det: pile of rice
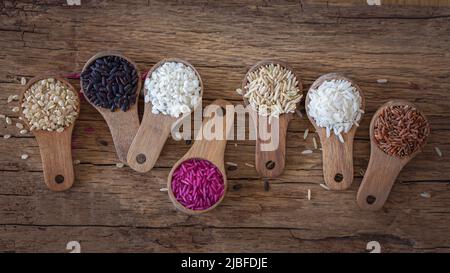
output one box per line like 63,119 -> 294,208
307,79 -> 363,143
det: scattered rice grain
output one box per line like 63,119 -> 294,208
245,162 -> 255,168
377,79 -> 388,84
3,134 -> 11,139
21,77 -> 27,85
19,129 -> 27,134
21,154 -> 29,160
5,117 -> 12,125
16,123 -> 23,129
160,187 -> 168,192
74,159 -> 81,165
307,189 -> 311,200
420,192 -> 431,198
434,147 -> 442,157
303,128 -> 309,140
319,183 -> 330,190
313,136 -> 318,149
226,161 -> 238,167
116,163 -> 125,168
302,149 -> 313,154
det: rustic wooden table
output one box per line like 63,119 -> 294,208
1,0 -> 449,253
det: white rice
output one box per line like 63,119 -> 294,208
307,79 -> 362,143
303,128 -> 309,140
434,147 -> 442,157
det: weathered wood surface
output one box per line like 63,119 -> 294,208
0,0 -> 449,253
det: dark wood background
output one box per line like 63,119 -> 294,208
0,0 -> 449,252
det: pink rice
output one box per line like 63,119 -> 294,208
171,158 -> 225,211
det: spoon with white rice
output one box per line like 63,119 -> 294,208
306,73 -> 365,190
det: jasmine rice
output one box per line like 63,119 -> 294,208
307,79 -> 362,143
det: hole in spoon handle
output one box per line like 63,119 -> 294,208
320,132 -> 355,190
136,154 -> 146,164
357,148 -> 405,211
334,173 -> 344,183
55,175 -> 65,184
265,160 -> 276,170
254,115 -> 289,178
126,113 -> 174,173
36,132 -> 75,192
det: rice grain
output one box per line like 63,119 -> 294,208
434,147 -> 442,157
373,104 -> 429,158
303,129 -> 309,140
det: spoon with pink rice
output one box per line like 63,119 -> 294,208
167,99 -> 234,214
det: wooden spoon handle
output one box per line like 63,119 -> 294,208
319,129 -> 356,190
127,112 -> 175,172
189,99 -> 234,165
253,112 -> 290,178
34,129 -> 75,191
357,147 -> 405,211
101,108 -> 140,163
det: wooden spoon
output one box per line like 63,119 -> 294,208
81,51 -> 141,163
20,75 -> 80,191
167,99 -> 234,215
127,58 -> 203,173
305,73 -> 365,190
357,100 -> 429,211
241,60 -> 303,178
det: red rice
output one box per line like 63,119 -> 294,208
373,104 -> 429,158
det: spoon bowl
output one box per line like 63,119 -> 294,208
305,73 -> 365,190
81,51 -> 141,163
167,99 -> 233,215
357,100 -> 429,210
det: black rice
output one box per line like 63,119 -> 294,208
81,55 -> 138,112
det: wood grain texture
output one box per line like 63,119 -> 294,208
306,73 -> 365,190
81,51 -> 141,163
253,112 -> 292,178
0,0 -> 450,252
127,58 -> 203,173
357,100 -> 430,210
